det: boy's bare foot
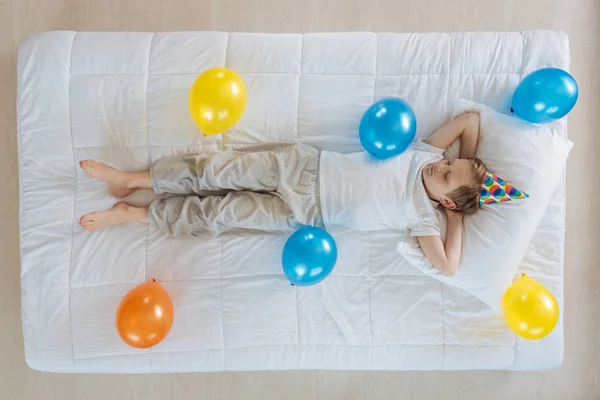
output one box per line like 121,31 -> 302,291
79,202 -> 149,232
80,160 -> 136,197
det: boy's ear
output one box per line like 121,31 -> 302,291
440,197 -> 456,210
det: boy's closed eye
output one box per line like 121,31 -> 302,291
445,160 -> 453,181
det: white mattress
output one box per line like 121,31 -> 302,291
17,30 -> 568,373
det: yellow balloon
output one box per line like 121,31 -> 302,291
188,68 -> 247,136
502,274 -> 559,340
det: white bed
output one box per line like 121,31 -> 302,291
18,30 -> 567,373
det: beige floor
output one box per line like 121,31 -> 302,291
1,0 -> 599,399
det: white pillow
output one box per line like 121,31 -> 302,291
398,99 -> 572,311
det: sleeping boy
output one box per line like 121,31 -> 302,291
79,112 -> 486,277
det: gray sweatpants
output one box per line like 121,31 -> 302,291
147,143 -> 323,237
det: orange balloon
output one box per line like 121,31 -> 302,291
116,280 -> 174,348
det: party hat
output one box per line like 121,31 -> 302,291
480,172 -> 529,206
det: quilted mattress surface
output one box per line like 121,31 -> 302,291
18,30 -> 568,373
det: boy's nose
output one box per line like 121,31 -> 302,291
436,162 -> 449,172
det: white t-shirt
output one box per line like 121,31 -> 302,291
319,139 -> 443,236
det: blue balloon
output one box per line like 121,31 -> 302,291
282,226 -> 337,286
359,98 -> 417,159
511,68 -> 578,123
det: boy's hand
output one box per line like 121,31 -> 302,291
445,208 -> 464,222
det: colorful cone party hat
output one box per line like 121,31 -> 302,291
480,172 -> 529,206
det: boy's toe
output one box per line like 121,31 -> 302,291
80,160 -> 97,171
82,221 -> 96,231
80,215 -> 94,225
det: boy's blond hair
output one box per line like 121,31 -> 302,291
446,158 -> 487,215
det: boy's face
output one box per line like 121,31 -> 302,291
422,159 -> 474,207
